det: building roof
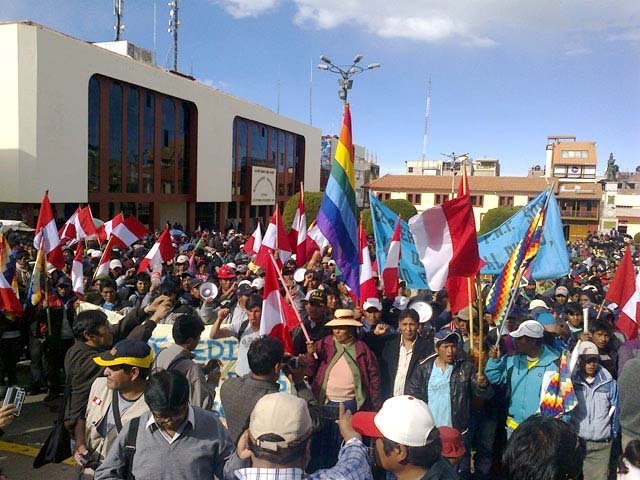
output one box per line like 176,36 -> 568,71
368,175 -> 552,194
551,141 -> 597,166
556,183 -> 602,200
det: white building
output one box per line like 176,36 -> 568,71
0,21 -> 321,231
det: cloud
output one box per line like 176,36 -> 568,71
215,0 -> 279,18
608,28 -> 640,44
198,78 -> 230,90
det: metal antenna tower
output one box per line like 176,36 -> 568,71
114,0 -> 125,41
309,58 -> 313,125
422,76 -> 432,161
168,0 -> 180,71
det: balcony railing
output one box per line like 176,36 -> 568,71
559,209 -> 598,219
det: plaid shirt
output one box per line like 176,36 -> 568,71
232,438 -> 373,480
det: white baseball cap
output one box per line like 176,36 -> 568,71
175,255 -> 189,264
352,396 -> 436,447
251,278 -> 265,290
575,341 -> 599,356
363,298 -> 382,311
109,259 -> 123,269
392,296 -> 409,311
509,319 -> 544,339
529,299 -> 549,311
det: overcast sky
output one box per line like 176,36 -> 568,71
3,0 -> 639,175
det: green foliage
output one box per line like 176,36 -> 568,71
361,199 -> 418,236
479,206 -> 521,235
283,192 -> 324,230
634,232 -> 640,245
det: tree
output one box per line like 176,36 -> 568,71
479,206 -> 521,235
282,192 -> 323,231
634,232 -> 640,245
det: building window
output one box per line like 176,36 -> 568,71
407,193 -> 421,205
236,118 -> 248,195
161,98 -> 175,194
142,92 -> 155,194
250,123 -> 268,165
499,196 -> 514,207
88,77 -> 100,193
176,102 -> 191,194
109,82 -> 123,193
408,167 -> 414,173
561,150 -> 588,159
126,87 -> 139,193
435,194 -> 449,205
470,195 -> 484,207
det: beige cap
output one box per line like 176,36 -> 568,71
454,307 -> 478,321
249,393 -> 313,451
576,341 -> 599,356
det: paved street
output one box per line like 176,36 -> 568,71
0,363 -> 75,479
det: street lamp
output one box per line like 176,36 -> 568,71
317,54 -> 380,104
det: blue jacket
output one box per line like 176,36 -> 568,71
570,366 -> 619,441
485,344 -> 560,425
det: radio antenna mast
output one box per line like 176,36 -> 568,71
168,0 -> 180,71
422,76 -> 432,161
114,0 -> 125,41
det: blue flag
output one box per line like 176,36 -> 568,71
369,194 -> 429,290
478,191 -> 569,280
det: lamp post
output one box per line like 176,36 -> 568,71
317,54 -> 380,105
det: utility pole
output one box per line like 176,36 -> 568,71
168,0 -> 180,71
114,0 -> 124,41
422,76 -> 432,161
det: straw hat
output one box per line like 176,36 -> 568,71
325,309 -> 362,328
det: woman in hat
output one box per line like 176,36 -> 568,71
305,309 -> 381,471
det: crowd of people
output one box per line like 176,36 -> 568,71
0,225 -> 639,480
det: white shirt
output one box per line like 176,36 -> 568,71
392,338 -> 415,397
145,405 -> 195,444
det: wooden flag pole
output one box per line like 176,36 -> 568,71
476,276 -> 485,370
460,158 -> 475,355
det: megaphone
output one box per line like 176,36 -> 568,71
199,282 -> 218,300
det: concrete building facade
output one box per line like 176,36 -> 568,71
0,21 -> 321,231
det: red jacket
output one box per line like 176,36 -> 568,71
306,335 -> 382,410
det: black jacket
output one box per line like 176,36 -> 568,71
365,333 -> 434,401
405,354 -> 492,434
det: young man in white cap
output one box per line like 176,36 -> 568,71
223,392 -> 373,479
352,395 -> 458,479
485,319 -> 561,437
570,341 -> 619,480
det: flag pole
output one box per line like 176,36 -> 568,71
476,276 -> 485,370
268,252 -> 317,358
461,158 -> 475,356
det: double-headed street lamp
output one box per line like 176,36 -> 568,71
317,54 -> 380,104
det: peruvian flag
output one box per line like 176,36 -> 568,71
259,256 -> 297,354
382,218 -> 402,298
255,207 -> 293,268
244,223 -> 263,256
59,206 -> 97,244
96,212 -> 124,243
93,237 -> 115,279
0,270 -> 23,316
359,220 -> 377,305
34,191 -> 65,269
606,247 -> 639,339
408,185 -> 480,292
111,216 -> 148,248
71,243 -> 85,299
288,185 -> 308,267
306,220 -> 329,259
138,229 -> 174,273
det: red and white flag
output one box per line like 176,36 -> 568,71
244,223 -> 263,256
288,185 -> 308,267
0,270 -> 22,317
34,191 -> 65,269
138,229 -> 174,273
255,207 -> 293,268
94,238 -> 115,279
306,220 -> 329,259
96,212 -> 124,243
59,206 -> 97,244
111,216 -> 147,248
260,257 -> 297,354
72,242 -> 85,299
606,247 -> 639,340
358,220 -> 377,305
409,188 -> 481,292
382,218 -> 402,298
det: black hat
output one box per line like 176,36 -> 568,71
237,284 -> 254,296
56,276 -> 73,287
93,339 -> 153,368
304,289 -> 327,305
188,278 -> 203,290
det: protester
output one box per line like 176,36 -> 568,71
618,358 -> 640,450
152,312 -> 218,410
95,370 -> 234,480
502,414 -> 584,480
73,340 -> 152,473
617,440 -> 640,480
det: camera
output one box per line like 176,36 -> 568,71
282,355 -> 305,370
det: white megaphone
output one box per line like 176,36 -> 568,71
199,282 -> 218,300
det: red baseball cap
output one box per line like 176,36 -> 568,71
217,265 -> 236,279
